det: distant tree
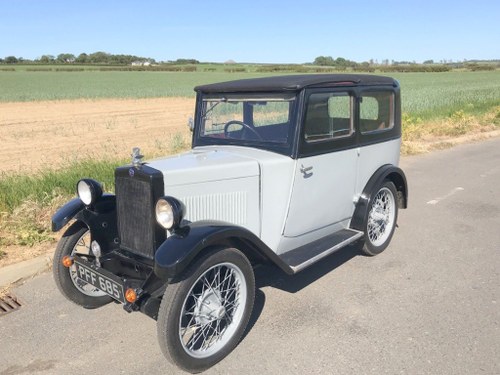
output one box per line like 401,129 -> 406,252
313,56 -> 335,66
57,53 -> 75,63
335,57 -> 348,66
88,51 -> 110,64
39,55 -> 55,63
75,53 -> 88,63
5,56 -> 18,64
423,59 -> 434,64
174,58 -> 199,64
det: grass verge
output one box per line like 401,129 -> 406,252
401,106 -> 500,154
0,159 -> 124,251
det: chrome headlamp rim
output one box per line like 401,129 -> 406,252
76,179 -> 103,206
155,196 -> 185,230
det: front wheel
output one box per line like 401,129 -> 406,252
53,221 -> 112,309
157,247 -> 255,373
362,180 -> 399,256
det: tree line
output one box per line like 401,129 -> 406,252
0,52 -> 156,65
311,56 -> 498,72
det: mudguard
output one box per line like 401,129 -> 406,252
350,164 -> 408,231
51,198 -> 85,232
154,221 -> 292,279
51,194 -> 119,252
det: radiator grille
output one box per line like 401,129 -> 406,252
116,176 -> 155,259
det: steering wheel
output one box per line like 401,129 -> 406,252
223,120 -> 263,140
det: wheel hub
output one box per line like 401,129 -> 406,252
371,209 -> 387,223
195,289 -> 223,325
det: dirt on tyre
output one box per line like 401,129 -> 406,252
156,247 -> 255,373
53,221 -> 112,309
362,180 -> 399,256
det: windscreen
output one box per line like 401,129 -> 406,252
200,94 -> 296,144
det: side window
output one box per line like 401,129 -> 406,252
360,92 -> 394,134
304,92 -> 353,142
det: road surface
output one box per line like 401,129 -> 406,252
1,138 -> 499,375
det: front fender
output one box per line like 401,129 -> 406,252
51,194 -> 117,232
52,195 -> 119,254
52,198 -> 85,232
154,221 -> 292,280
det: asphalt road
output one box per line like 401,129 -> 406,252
1,138 -> 499,375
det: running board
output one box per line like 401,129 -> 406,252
279,229 -> 364,273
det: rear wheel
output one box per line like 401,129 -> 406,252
157,247 -> 255,373
362,180 -> 398,256
53,221 -> 112,308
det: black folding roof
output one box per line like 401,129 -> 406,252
195,74 -> 397,93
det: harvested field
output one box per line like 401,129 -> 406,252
0,98 -> 194,174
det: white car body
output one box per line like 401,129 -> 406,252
148,136 -> 400,255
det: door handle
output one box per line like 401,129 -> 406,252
300,165 -> 313,173
300,165 -> 313,178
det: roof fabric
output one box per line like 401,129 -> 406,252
195,74 -> 397,93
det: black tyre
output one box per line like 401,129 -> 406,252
53,221 -> 112,309
157,247 -> 255,373
362,180 -> 399,256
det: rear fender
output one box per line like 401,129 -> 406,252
351,165 -> 408,231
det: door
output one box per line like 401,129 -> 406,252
283,90 -> 358,240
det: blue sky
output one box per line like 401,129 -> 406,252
1,0 -> 498,63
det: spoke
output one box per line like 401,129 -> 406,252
220,272 -> 237,297
214,266 -> 222,290
223,287 -> 238,305
183,311 -> 198,336
204,275 -> 224,305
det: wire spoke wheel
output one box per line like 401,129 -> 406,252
53,221 -> 112,309
179,263 -> 246,358
157,247 -> 255,373
367,187 -> 395,246
362,181 -> 399,256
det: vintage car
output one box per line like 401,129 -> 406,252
52,74 -> 407,373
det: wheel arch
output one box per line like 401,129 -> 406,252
154,221 -> 293,280
52,194 -> 119,253
52,194 -> 116,232
351,164 -> 407,231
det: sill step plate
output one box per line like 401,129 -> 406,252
280,229 -> 364,273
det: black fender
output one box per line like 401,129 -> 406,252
52,198 -> 85,232
51,194 -> 119,252
350,164 -> 408,232
154,221 -> 293,280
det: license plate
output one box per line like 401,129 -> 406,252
75,260 -> 125,303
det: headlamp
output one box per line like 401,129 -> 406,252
76,179 -> 103,206
155,196 -> 185,230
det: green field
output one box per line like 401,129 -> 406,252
1,69 -> 499,119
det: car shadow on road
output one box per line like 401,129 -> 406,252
255,240 -> 362,294
243,241 -> 362,341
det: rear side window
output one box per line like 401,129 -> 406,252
360,92 -> 394,134
304,92 -> 353,142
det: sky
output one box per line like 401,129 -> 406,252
1,0 -> 499,64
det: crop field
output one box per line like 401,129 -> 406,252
1,69 -> 499,119
0,70 -> 266,101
